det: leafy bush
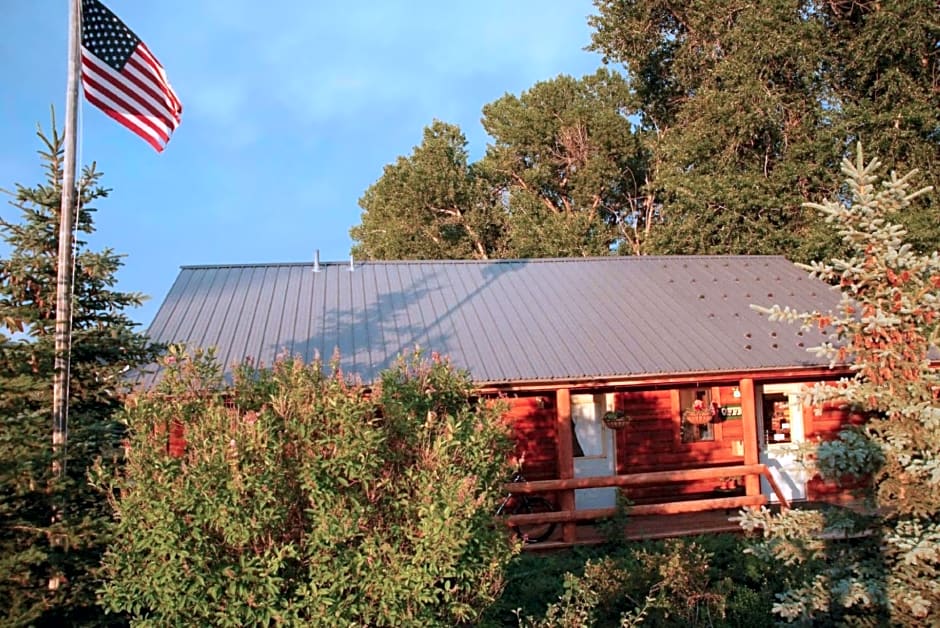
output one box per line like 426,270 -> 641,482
484,548 -> 603,625
489,534 -> 778,627
97,347 -> 516,626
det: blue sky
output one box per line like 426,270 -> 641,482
1,1 -> 606,329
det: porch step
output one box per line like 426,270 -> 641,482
523,511 -> 744,551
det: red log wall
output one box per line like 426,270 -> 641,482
503,396 -> 558,480
613,387 -> 747,503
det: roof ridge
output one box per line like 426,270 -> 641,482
179,254 -> 790,270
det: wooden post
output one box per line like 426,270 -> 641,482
52,0 -> 82,476
801,396 -> 815,441
739,378 -> 761,497
555,388 -> 576,543
670,389 -> 681,445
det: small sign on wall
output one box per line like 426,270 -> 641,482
720,404 -> 743,419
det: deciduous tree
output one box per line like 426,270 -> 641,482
351,121 -> 504,260
479,69 -> 649,256
351,70 -> 649,259
589,0 -> 940,261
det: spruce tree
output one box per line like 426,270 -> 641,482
0,121 -> 158,625
741,146 -> 939,624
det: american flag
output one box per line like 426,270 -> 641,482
80,0 -> 182,152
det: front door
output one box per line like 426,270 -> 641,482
571,393 -> 617,510
759,384 -> 808,502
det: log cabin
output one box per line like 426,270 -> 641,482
145,255 -> 860,546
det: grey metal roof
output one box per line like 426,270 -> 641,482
144,256 -> 842,386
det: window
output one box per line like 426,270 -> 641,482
680,388 -> 715,443
571,394 -> 606,458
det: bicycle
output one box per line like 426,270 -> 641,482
495,470 -> 557,544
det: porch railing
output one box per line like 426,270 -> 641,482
503,463 -> 788,531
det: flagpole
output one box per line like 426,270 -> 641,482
53,0 -> 81,476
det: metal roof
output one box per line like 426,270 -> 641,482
144,256 -> 842,386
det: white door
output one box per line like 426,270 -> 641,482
571,393 -> 617,510
759,384 -> 808,502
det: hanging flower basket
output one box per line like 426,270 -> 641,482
683,408 -> 714,425
602,411 -> 631,430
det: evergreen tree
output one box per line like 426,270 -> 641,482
0,121 -> 158,625
589,0 -> 940,261
742,147 -> 939,624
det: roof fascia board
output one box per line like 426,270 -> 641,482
476,365 -> 853,394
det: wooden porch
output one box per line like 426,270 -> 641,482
495,374 -> 863,550
505,463 -> 789,550
526,510 -> 746,551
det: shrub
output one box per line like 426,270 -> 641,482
97,347 -> 516,626
504,535 -> 776,627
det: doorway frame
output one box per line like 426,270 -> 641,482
758,383 -> 808,502
570,392 -> 618,510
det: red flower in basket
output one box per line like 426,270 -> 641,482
684,399 -> 713,425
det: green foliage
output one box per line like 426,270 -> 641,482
351,121 -> 504,260
351,71 -> 650,260
739,505 -> 889,625
0,120 -> 157,625
596,491 -> 632,545
355,2 -> 938,263
588,0 -> 939,261
486,548 -> 600,625
479,70 -> 649,257
99,347 -> 516,626
815,426 -> 885,483
742,147 -> 940,623
484,534 -> 779,627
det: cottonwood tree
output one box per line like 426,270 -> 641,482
0,122 -> 157,625
351,70 -> 649,259
479,69 -> 649,257
99,348 -> 516,626
351,121 -> 505,260
741,147 -> 939,624
589,0 -> 940,261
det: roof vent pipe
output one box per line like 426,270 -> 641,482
313,250 -> 320,272
349,255 -> 354,272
